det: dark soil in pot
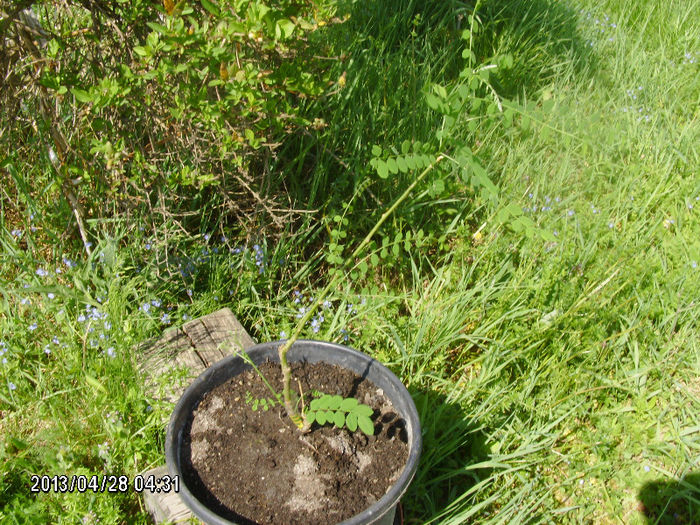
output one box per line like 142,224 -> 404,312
179,360 -> 410,525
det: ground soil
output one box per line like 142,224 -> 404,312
180,360 -> 410,525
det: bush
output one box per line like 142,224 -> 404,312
1,0 -> 332,245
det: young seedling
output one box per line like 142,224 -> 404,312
305,394 -> 375,436
277,155 -> 445,432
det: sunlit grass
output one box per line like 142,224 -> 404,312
1,0 -> 698,523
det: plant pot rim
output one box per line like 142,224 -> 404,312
165,339 -> 422,525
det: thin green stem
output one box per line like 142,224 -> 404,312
278,154 -> 445,429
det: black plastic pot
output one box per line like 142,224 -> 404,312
165,340 -> 422,525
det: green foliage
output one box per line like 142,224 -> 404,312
245,391 -> 280,412
1,0 -> 699,523
305,394 -> 375,436
3,0 -> 332,246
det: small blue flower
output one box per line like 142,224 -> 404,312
280,331 -> 287,339
182,314 -> 190,320
187,289 -> 193,297
44,345 -> 51,355
106,347 -> 116,358
160,313 -> 171,325
21,297 -> 31,305
323,300 -> 332,309
204,233 -> 211,242
9,382 -> 16,391
36,268 -> 48,277
145,243 -> 152,250
151,299 -> 161,308
47,293 -> 55,300
608,222 -> 614,229
104,321 -> 111,330
78,314 -> 86,322
140,302 -> 150,313
11,229 -> 23,238
644,465 -> 650,472
84,241 -> 93,249
28,323 -> 37,331
52,336 -> 60,344
691,261 -> 697,269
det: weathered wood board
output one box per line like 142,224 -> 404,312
139,307 -> 256,403
139,307 -> 256,523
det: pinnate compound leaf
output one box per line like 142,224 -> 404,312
315,395 -> 333,410
340,398 -> 359,411
345,412 -> 358,432
353,404 -> 374,418
357,415 -> 374,436
405,155 -> 417,170
306,411 -> 316,425
327,395 -> 343,411
396,156 -> 408,173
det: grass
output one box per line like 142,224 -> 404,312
1,0 -> 699,523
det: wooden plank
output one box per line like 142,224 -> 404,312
142,466 -> 193,524
183,307 -> 256,368
139,308 -> 256,524
139,327 -> 196,404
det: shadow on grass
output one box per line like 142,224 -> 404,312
638,472 -> 700,525
282,0 -> 595,202
403,386 -> 493,522
477,0 -> 598,99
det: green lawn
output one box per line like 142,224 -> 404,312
1,0 -> 698,523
